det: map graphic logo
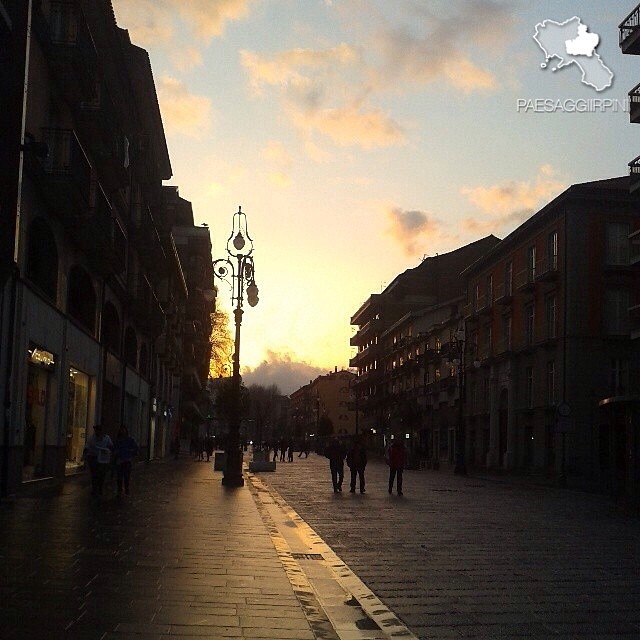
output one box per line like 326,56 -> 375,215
533,16 -> 613,92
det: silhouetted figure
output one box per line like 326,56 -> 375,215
325,436 -> 346,493
347,437 -> 367,494
84,424 -> 114,497
114,425 -> 139,497
386,439 -> 406,496
272,444 -> 279,462
298,440 -> 310,457
205,437 -> 214,462
279,439 -> 286,462
287,441 -> 294,462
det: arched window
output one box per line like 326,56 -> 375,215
139,343 -> 148,377
27,218 -> 58,300
124,326 -> 137,369
67,265 -> 96,334
101,302 -> 120,353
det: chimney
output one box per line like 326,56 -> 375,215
334,366 -> 337,373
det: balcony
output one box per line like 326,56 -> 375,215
81,184 -> 127,277
32,127 -> 92,221
34,1 -> 99,106
629,82 -> 640,124
629,155 -> 640,193
494,281 -> 513,306
535,255 -> 559,281
130,271 -> 165,335
620,4 -> 640,55
77,95 -> 129,191
350,318 -> 382,346
515,268 -> 536,292
494,337 -> 513,358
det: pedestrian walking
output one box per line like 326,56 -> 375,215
279,439 -> 286,462
205,437 -> 214,462
346,436 -> 367,493
386,438 -> 406,496
272,444 -> 279,462
114,425 -> 139,497
325,436 -> 346,493
83,424 -> 114,497
287,440 -> 294,462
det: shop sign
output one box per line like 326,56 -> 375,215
28,347 -> 55,369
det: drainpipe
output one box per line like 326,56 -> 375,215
1,0 -> 32,498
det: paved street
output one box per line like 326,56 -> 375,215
262,452 -> 640,640
0,458 -> 343,640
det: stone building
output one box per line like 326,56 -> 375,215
0,0 -> 213,496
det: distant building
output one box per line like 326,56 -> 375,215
289,369 -> 357,442
349,236 -> 500,450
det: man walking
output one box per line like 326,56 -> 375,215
346,436 -> 367,494
325,436 -> 346,493
387,438 -> 406,496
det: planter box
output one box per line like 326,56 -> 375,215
249,449 -> 276,472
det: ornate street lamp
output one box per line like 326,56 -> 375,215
213,206 -> 259,487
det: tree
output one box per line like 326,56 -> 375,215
209,310 -> 233,378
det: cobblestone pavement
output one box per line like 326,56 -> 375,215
261,453 -> 640,640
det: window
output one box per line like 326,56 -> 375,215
502,315 -> 512,351
610,358 -> 629,395
505,262 -> 513,295
605,222 -> 630,265
27,218 -> 58,300
527,245 -> 537,280
548,230 -> 558,270
603,289 -> 630,334
525,304 -> 535,345
486,274 -> 493,305
67,265 -> 96,334
525,366 -> 534,409
545,294 -> 557,339
546,361 -> 556,405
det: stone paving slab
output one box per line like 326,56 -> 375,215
0,456 -> 418,640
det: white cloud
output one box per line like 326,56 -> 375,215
384,206 -> 446,257
156,76 -> 212,138
460,165 -> 566,232
113,0 -> 251,44
242,351 -> 327,395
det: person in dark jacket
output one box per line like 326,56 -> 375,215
346,437 -> 367,494
325,436 -> 346,492
114,425 -> 139,497
386,438 -> 406,496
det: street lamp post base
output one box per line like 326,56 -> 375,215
222,449 -> 244,487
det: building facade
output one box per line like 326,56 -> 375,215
0,0 -> 213,496
462,178 -> 640,494
349,237 -> 500,453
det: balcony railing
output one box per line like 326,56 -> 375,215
620,4 -> 640,54
535,255 -> 559,281
629,155 -> 640,193
629,82 -> 640,124
494,280 -> 513,305
515,267 -> 536,291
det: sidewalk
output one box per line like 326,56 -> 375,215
0,456 -> 415,640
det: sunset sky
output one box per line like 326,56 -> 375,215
112,0 -> 640,393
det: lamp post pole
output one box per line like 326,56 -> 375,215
213,207 -> 259,488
